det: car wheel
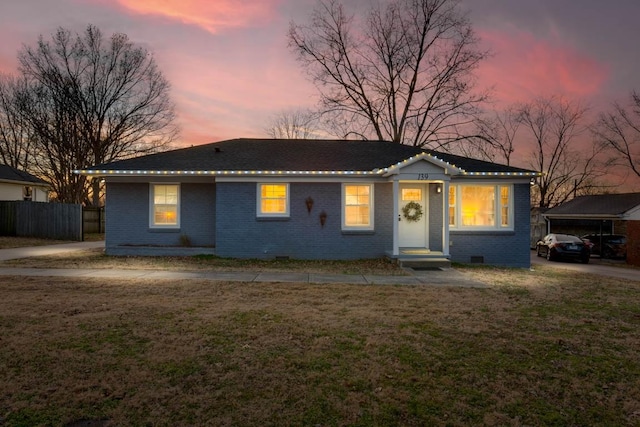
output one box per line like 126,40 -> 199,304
546,249 -> 553,261
602,248 -> 612,259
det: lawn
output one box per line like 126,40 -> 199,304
0,235 -> 104,249
1,267 -> 639,426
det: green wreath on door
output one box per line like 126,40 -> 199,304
402,201 -> 423,222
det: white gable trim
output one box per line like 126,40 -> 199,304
379,152 -> 464,177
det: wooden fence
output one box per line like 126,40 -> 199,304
83,206 -> 105,234
0,201 -> 82,240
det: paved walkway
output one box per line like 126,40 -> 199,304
0,241 -> 486,288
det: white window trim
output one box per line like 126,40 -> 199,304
256,183 -> 290,217
449,184 -> 514,231
342,183 -> 375,231
149,183 -> 180,228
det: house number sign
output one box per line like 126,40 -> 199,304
417,173 -> 429,180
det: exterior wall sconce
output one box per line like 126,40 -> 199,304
436,184 -> 442,194
305,196 -> 314,214
319,210 -> 327,227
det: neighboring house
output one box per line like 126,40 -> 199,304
0,164 -> 49,202
542,193 -> 640,236
542,193 -> 640,264
77,138 -> 538,267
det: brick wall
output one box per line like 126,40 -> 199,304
105,182 -> 215,252
449,183 -> 531,268
215,182 -> 394,259
626,220 -> 640,266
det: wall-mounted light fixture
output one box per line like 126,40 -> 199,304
436,184 -> 442,194
305,196 -> 314,214
319,210 -> 327,227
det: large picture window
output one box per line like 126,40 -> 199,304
449,184 -> 512,230
343,184 -> 374,230
258,183 -> 289,217
151,184 -> 179,227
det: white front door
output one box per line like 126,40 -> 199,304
398,183 -> 428,248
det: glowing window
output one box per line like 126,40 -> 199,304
258,184 -> 289,216
402,188 -> 421,201
448,186 -> 456,226
461,186 -> 495,226
500,186 -> 510,227
151,184 -> 179,227
450,184 -> 513,230
343,184 -> 374,230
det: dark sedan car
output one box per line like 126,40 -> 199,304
536,233 -> 590,263
580,234 -> 627,259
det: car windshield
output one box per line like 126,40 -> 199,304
555,234 -> 581,243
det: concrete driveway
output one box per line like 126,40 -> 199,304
530,250 -> 640,282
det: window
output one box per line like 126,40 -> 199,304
151,184 -> 179,227
258,183 -> 289,217
402,188 -> 421,201
23,186 -> 32,201
500,186 -> 510,227
449,184 -> 512,230
343,184 -> 374,230
448,186 -> 456,226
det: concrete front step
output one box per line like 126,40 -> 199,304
398,257 -> 451,269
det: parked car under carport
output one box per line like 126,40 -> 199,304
536,233 -> 590,263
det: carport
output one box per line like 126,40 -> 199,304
542,193 -> 640,265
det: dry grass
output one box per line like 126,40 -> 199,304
1,266 -> 639,426
0,235 -> 104,249
0,237 -> 73,249
1,248 -> 407,275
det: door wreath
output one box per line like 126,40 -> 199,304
402,201 -> 423,222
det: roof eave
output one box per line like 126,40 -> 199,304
75,169 -> 384,177
542,213 -> 624,220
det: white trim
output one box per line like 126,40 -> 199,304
219,176 -> 387,183
256,183 -> 290,218
342,183 -> 375,231
392,179 -> 399,255
443,181 -> 450,256
149,183 -> 180,228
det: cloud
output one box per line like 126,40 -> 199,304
112,0 -> 283,33
477,28 -> 610,105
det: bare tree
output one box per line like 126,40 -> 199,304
594,90 -> 640,178
458,107 -> 520,165
288,0 -> 489,148
519,96 -> 606,208
0,75 -> 33,170
265,108 -> 320,139
16,25 -> 178,204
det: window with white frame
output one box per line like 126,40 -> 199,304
257,183 -> 289,217
150,184 -> 180,227
342,184 -> 374,230
449,184 -> 512,230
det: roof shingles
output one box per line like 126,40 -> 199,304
87,138 -> 537,175
0,164 -> 48,185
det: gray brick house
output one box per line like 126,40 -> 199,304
78,138 -> 538,267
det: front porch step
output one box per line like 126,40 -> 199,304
398,257 -> 451,269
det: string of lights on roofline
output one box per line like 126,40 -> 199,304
74,153 -> 540,177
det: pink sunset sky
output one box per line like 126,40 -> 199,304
0,0 -> 638,165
